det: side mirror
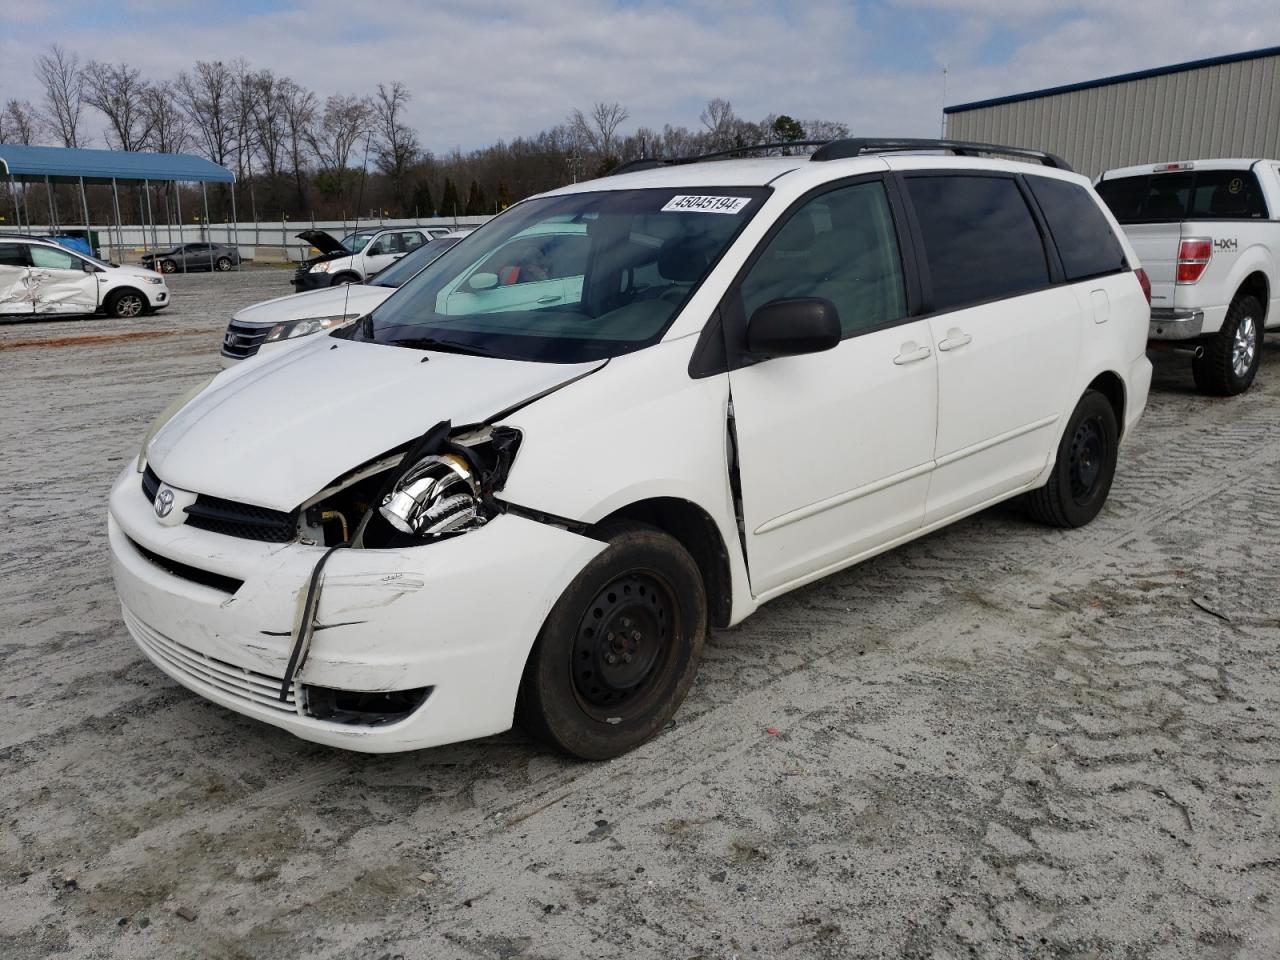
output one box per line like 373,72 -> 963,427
468,272 -> 498,291
82,260 -> 97,273
745,298 -> 842,358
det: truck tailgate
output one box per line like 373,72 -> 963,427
1120,223 -> 1181,309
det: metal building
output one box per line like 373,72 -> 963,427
944,46 -> 1280,178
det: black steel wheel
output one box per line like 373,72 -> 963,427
518,522 -> 706,760
1025,389 -> 1119,528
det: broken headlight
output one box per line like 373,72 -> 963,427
379,453 -> 483,536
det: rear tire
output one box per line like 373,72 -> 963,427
517,522 -> 706,760
215,256 -> 233,272
1192,295 -> 1263,396
1025,389 -> 1119,528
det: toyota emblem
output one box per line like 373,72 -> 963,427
155,487 -> 175,518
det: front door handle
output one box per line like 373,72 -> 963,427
938,328 -> 972,351
893,342 -> 932,365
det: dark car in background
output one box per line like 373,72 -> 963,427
141,242 -> 242,274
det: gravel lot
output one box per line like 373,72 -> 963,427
1,272 -> 1277,959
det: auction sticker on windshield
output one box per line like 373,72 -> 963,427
661,195 -> 753,214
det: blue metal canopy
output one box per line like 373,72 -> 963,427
0,144 -> 234,184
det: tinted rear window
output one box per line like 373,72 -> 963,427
0,243 -> 27,267
1097,170 -> 1268,222
905,175 -> 1050,312
1026,177 -> 1128,282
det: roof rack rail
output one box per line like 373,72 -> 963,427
809,138 -> 1072,171
608,140 -> 829,177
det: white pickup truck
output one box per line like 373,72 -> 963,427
1096,159 -> 1279,395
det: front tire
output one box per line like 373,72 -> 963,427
159,259 -> 177,274
1192,295 -> 1263,396
329,273 -> 361,286
517,522 -> 707,760
104,289 -> 146,319
1025,389 -> 1119,528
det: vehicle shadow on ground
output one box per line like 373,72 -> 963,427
1148,337 -> 1279,395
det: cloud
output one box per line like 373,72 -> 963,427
2,0 -> 1278,155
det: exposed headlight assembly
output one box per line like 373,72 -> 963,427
309,261 -> 335,273
264,314 -> 359,343
379,453 -> 482,536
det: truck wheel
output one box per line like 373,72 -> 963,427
1193,295 -> 1263,396
517,522 -> 706,760
1025,389 -> 1118,528
105,289 -> 146,319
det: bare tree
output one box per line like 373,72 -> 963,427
373,81 -> 419,212
247,69 -> 287,180
1,100 -> 42,145
570,101 -> 629,159
142,83 -> 190,154
176,60 -> 237,168
278,79 -> 316,211
83,60 -> 153,151
34,44 -> 86,147
306,93 -> 373,206
699,97 -> 738,150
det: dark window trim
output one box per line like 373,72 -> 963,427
689,172 -> 919,378
893,169 -> 1062,321
1096,165 -> 1271,223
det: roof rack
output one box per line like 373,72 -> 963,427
609,141 -> 830,176
809,138 -> 1072,170
607,137 -> 1072,177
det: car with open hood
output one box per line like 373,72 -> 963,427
220,232 -> 471,363
109,138 -> 1152,759
292,225 -> 453,292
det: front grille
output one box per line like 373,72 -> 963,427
143,467 -> 298,543
127,536 -> 244,594
141,465 -> 160,503
124,608 -> 300,716
185,494 -> 298,543
221,321 -> 271,360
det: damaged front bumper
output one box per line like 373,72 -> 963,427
107,465 -> 604,752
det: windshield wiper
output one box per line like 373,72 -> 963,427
387,335 -> 501,358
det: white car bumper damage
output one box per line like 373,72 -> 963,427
108,464 -> 604,752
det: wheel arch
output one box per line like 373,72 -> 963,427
591,496 -> 734,629
1085,370 -> 1126,438
330,272 -> 363,286
1233,270 -> 1269,323
103,285 -> 148,315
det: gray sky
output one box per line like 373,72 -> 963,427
2,0 -> 1278,152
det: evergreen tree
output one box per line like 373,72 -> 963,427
440,178 -> 461,217
495,179 -> 513,211
771,114 -> 805,143
411,179 -> 435,217
464,180 -> 487,216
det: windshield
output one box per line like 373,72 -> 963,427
369,237 -> 461,288
341,231 -> 380,253
347,186 -> 770,363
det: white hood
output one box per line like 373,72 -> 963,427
148,336 -> 602,511
232,283 -> 392,326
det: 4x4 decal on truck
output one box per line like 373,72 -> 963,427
1213,238 -> 1238,252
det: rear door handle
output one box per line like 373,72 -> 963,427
893,343 -> 932,365
535,295 -> 562,304
938,328 -> 972,351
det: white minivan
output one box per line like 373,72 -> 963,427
109,138 -> 1152,760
